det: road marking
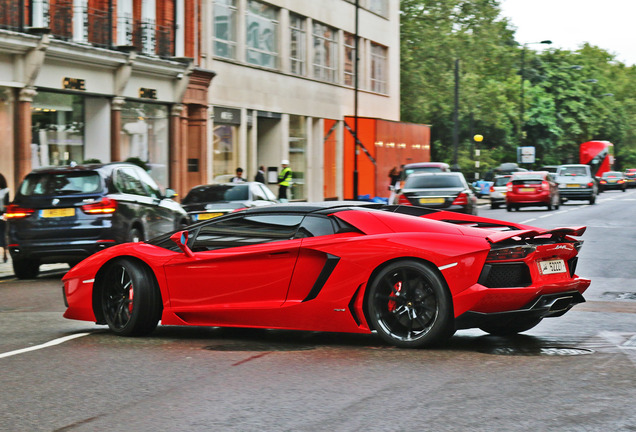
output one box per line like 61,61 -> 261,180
539,214 -> 553,219
0,332 -> 90,359
520,218 -> 537,223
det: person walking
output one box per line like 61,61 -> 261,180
254,165 -> 266,184
231,167 -> 246,183
388,166 -> 401,204
277,160 -> 292,202
0,174 -> 9,263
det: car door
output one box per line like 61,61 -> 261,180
164,213 -> 304,313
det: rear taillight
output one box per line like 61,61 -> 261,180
397,194 -> 411,205
506,184 -> 513,192
487,245 -> 537,261
452,192 -> 468,205
81,197 -> 117,214
4,204 -> 35,219
600,180 -> 607,184
489,186 -> 495,193
587,182 -> 594,188
541,181 -> 550,191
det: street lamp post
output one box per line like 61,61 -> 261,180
519,40 -> 552,145
473,134 -> 483,181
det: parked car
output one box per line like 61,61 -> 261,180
554,164 -> 597,204
62,202 -> 590,348
396,172 -> 478,215
540,165 -> 561,174
181,182 -> 278,222
598,171 -> 627,192
401,162 -> 451,180
624,168 -> 636,188
489,175 -> 512,209
506,171 -> 560,211
5,162 -> 189,279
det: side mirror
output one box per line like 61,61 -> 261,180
170,230 -> 194,258
165,188 -> 178,199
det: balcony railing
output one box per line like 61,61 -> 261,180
0,0 -> 175,58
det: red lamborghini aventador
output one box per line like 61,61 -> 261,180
62,202 -> 590,348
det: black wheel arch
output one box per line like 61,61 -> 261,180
361,257 -> 454,332
92,256 -> 163,325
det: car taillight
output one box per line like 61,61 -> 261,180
618,179 -> 625,184
506,184 -> 513,192
489,186 -> 495,193
486,245 -> 536,261
452,192 -> 468,205
81,197 -> 118,214
397,194 -> 411,205
4,204 -> 34,219
600,180 -> 607,184
541,181 -> 550,191
587,182 -> 594,188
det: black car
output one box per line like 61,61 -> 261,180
5,162 -> 189,279
395,172 -> 478,215
599,171 -> 627,192
181,182 -> 278,222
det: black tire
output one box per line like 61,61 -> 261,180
479,317 -> 542,336
367,260 -> 454,348
99,258 -> 162,336
547,202 -> 553,211
128,227 -> 143,243
491,202 -> 499,210
589,195 -> 596,205
12,258 -> 40,279
506,204 -> 512,212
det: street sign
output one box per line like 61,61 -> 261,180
517,146 -> 535,164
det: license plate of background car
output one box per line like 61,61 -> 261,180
419,198 -> 445,204
566,184 -> 581,188
538,259 -> 566,275
197,212 -> 223,220
41,208 -> 75,218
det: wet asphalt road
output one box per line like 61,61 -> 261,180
1,190 -> 635,431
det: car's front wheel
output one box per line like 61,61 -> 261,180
99,258 -> 162,336
12,258 -> 40,279
367,260 -> 454,348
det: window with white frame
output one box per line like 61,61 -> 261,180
368,0 -> 389,17
344,32 -> 355,86
312,22 -> 337,83
289,13 -> 306,75
370,42 -> 387,93
246,0 -> 279,69
117,0 -> 133,46
213,0 -> 238,59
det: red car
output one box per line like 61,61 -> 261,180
62,203 -> 590,348
506,171 -> 560,211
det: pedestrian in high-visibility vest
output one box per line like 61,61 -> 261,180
278,159 -> 292,202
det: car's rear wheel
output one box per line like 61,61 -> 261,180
100,258 -> 162,336
367,260 -> 454,348
12,258 -> 40,279
479,317 -> 542,336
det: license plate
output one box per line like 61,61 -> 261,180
520,187 -> 535,192
419,198 -> 445,204
566,184 -> 581,188
41,208 -> 75,218
197,212 -> 223,221
538,259 -> 566,275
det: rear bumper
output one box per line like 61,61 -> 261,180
455,290 -> 586,330
559,188 -> 594,199
9,240 -> 116,264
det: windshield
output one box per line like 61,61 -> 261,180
603,172 -> 622,177
182,185 -> 249,203
493,176 -> 511,186
558,167 -> 588,176
19,172 -> 102,196
405,175 -> 464,189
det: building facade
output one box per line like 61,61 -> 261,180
0,0 -> 213,196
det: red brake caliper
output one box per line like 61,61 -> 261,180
388,281 -> 402,312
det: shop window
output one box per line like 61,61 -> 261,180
289,115 -> 306,200
289,13 -> 306,75
312,21 -> 337,83
31,92 -> 85,168
119,102 -> 169,190
246,0 -> 279,69
213,124 -> 237,181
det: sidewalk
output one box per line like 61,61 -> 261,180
0,255 -> 69,279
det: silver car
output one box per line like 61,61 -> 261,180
489,175 -> 512,209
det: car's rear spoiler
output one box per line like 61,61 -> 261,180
485,226 -> 586,244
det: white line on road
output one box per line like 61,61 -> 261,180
520,218 -> 537,224
0,333 -> 90,359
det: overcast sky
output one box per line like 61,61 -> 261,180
498,0 -> 636,66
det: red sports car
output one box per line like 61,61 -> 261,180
62,203 -> 590,348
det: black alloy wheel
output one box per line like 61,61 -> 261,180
367,260 -> 454,348
100,258 -> 162,336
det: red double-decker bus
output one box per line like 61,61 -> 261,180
580,140 -> 614,177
